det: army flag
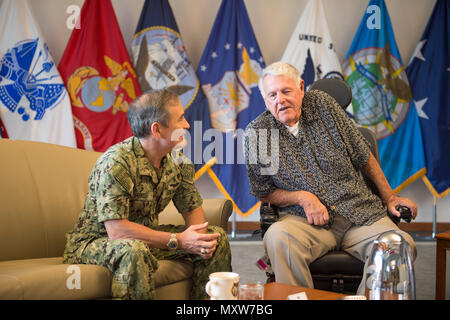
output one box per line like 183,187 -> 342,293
342,0 -> 426,192
281,0 -> 344,90
58,0 -> 141,152
0,0 -> 76,147
406,0 -> 450,198
131,0 -> 212,171
197,0 -> 266,217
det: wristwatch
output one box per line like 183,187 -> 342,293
167,233 -> 178,250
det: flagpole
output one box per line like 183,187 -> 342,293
231,210 -> 236,239
432,196 -> 437,239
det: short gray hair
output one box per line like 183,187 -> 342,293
258,62 -> 302,97
127,89 -> 179,138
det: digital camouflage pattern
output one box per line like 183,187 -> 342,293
63,136 -> 231,299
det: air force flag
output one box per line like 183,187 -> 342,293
0,0 -> 76,147
197,0 -> 266,217
281,0 -> 344,90
406,0 -> 450,198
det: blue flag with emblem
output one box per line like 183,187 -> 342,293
406,0 -> 450,198
130,0 -> 214,177
197,0 -> 266,217
0,0 -> 76,147
342,0 -> 426,193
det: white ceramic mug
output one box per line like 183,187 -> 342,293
205,272 -> 240,300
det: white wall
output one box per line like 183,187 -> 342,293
26,0 -> 449,222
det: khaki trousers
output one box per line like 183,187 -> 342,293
263,214 -> 416,294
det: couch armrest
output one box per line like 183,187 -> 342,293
158,198 -> 233,232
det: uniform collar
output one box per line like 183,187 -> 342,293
132,136 -> 178,184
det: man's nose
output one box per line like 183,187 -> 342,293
183,118 -> 190,130
275,92 -> 286,104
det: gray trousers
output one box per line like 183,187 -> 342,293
263,214 -> 417,294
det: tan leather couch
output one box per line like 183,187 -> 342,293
0,139 -> 232,299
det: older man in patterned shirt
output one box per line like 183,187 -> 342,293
244,62 -> 417,294
63,89 -> 231,300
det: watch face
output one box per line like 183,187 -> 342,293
168,240 -> 177,249
167,234 -> 178,249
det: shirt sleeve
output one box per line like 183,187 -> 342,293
322,92 -> 371,170
244,126 -> 277,198
94,157 -> 134,223
172,154 -> 203,214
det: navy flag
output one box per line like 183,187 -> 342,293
131,0 -> 212,175
406,0 -> 450,198
197,0 -> 266,217
342,0 -> 426,193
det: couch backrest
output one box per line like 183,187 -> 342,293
0,139 -> 102,261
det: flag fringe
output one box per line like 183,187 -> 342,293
393,167 -> 426,194
206,168 -> 261,218
421,176 -> 450,199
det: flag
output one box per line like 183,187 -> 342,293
281,0 -> 344,90
196,0 -> 266,217
342,0 -> 426,193
58,0 -> 141,152
130,0 -> 212,171
406,0 -> 450,198
0,118 -> 7,138
0,0 -> 76,147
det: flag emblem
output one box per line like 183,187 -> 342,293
202,47 -> 261,133
343,45 -> 412,139
132,26 -> 199,109
67,56 -> 137,115
0,38 -> 66,122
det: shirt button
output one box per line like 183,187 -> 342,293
313,173 -> 316,177
322,190 -> 326,194
331,205 -> 336,210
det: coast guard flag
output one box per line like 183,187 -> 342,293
281,0 -> 344,89
406,0 -> 450,198
197,0 -> 266,217
342,0 -> 426,193
0,0 -> 76,147
131,0 -> 212,172
58,0 -> 141,152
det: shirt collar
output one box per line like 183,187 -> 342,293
132,136 -> 178,184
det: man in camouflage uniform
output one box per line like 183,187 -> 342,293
63,90 -> 232,299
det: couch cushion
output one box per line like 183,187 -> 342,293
0,258 -> 111,299
0,257 -> 193,299
154,259 -> 193,287
0,140 -> 102,261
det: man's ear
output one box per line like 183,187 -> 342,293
150,122 -> 161,138
299,79 -> 305,92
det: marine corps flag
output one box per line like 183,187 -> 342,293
342,0 -> 426,192
58,0 -> 141,152
197,0 -> 266,217
406,0 -> 450,198
0,0 -> 76,147
131,0 -> 213,174
281,0 -> 344,89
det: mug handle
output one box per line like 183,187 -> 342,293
205,280 -> 219,300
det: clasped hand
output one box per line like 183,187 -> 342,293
178,222 -> 220,259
